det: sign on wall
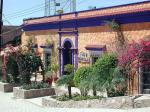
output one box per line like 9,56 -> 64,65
78,51 -> 90,63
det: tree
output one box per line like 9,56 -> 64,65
56,64 -> 74,98
16,51 -> 42,84
6,55 -> 19,83
118,38 -> 150,79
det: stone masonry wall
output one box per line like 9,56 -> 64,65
22,22 -> 150,66
22,22 -> 150,94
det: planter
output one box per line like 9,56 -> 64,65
0,82 -> 14,92
42,96 -> 133,109
13,87 -> 56,99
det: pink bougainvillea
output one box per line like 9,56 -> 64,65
118,39 -> 150,69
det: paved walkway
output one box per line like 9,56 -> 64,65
0,92 -> 150,112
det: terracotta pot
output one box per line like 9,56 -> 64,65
46,77 -> 53,85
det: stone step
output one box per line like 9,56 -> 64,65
134,95 -> 150,108
143,84 -> 150,89
143,89 -> 150,94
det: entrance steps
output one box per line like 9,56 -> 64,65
143,89 -> 150,94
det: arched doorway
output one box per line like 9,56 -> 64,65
62,39 -> 73,73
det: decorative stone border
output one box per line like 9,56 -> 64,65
42,96 -> 133,109
13,87 -> 56,99
0,82 -> 14,92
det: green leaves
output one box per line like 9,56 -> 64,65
64,64 -> 74,74
104,20 -> 120,31
74,66 -> 92,87
17,52 -> 43,84
22,82 -> 50,90
56,74 -> 74,87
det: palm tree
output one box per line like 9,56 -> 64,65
56,64 -> 74,98
105,20 -> 126,52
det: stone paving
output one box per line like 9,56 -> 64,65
0,92 -> 150,112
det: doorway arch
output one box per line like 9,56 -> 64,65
62,39 -> 73,74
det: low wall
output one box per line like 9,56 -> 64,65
13,87 -> 56,99
0,82 -> 13,92
42,96 -> 133,109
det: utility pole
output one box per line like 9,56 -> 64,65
71,0 -> 76,12
0,0 -> 3,51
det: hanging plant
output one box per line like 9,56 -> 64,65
104,19 -> 120,31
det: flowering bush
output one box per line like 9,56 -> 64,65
118,39 -> 150,69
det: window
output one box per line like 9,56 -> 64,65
92,57 -> 98,65
45,53 -> 51,71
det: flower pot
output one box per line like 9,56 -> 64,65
46,77 -> 53,85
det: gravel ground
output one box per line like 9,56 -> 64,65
0,92 -> 150,112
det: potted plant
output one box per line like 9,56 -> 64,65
45,67 -> 53,86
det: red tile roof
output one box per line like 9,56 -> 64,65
24,1 -> 150,25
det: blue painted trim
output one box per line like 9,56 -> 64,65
40,45 -> 53,49
62,38 -> 74,74
58,30 -> 78,35
86,48 -> 104,51
62,38 -> 74,48
24,1 -> 150,21
23,11 -> 150,31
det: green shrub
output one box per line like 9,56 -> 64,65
73,95 -> 103,101
88,53 -> 117,92
22,82 -> 50,90
52,94 -> 70,101
74,66 -> 92,96
108,67 -> 127,97
74,66 -> 92,87
56,64 -> 74,99
64,64 -> 74,74
6,56 -> 19,83
51,64 -> 59,73
17,52 -> 43,84
52,94 -> 103,101
56,74 -> 74,87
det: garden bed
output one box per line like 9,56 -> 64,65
13,87 -> 56,99
0,82 -> 14,92
42,96 -> 133,109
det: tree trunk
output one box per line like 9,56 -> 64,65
42,71 -> 45,82
35,72 -> 37,82
116,28 -> 126,53
68,86 -> 72,99
93,86 -> 97,96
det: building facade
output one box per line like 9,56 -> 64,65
22,1 -> 150,94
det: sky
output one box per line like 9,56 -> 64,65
3,0 -> 148,26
